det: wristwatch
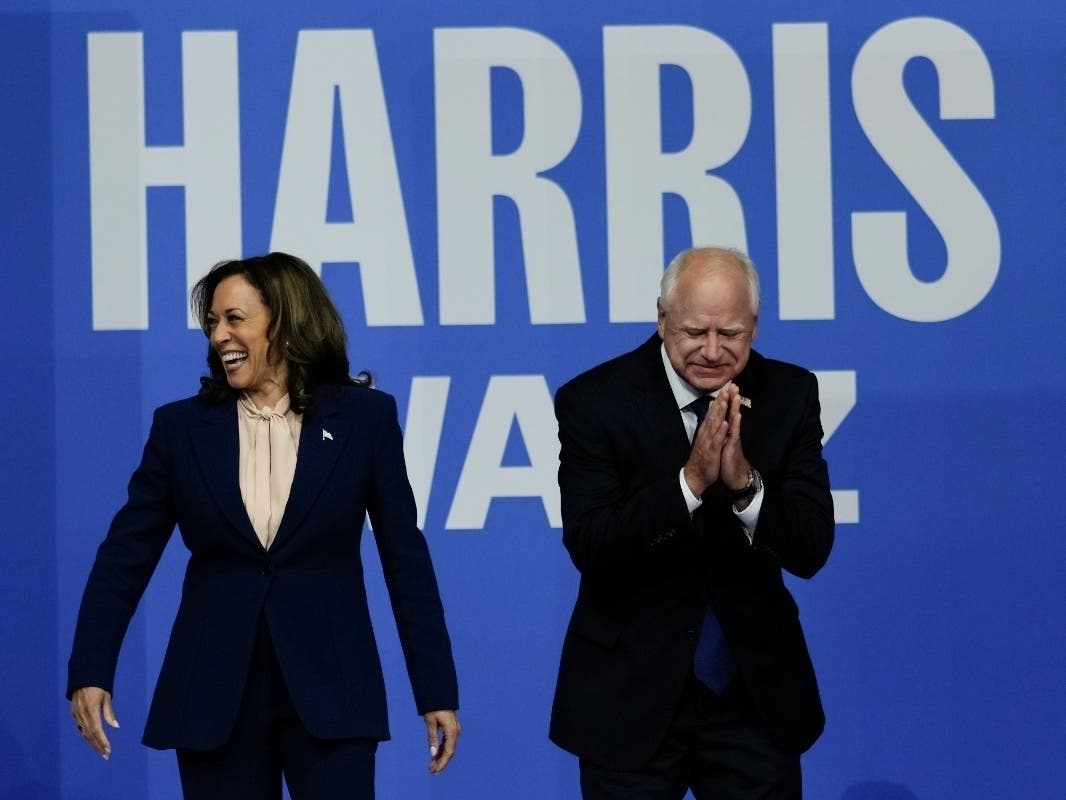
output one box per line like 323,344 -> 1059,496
730,467 -> 762,501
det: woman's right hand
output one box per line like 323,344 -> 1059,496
70,686 -> 120,759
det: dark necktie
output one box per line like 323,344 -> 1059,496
686,395 -> 737,693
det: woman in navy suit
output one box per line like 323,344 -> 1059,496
68,253 -> 460,799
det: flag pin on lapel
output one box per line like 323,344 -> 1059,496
322,429 -> 333,441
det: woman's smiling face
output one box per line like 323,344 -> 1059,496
206,275 -> 289,407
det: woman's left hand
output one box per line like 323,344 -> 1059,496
423,709 -> 461,773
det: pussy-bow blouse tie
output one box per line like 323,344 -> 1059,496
238,393 -> 298,549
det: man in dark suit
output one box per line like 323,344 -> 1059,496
550,247 -> 834,798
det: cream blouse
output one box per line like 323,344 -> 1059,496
237,393 -> 302,549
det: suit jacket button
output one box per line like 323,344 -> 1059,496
261,563 -> 272,576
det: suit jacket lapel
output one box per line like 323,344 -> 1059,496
733,350 -> 765,456
189,398 -> 261,548
271,389 -> 348,550
631,334 -> 692,468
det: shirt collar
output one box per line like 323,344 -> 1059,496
238,392 -> 293,420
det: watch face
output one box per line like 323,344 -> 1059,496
731,469 -> 760,499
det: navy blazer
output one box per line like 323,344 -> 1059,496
549,335 -> 833,769
68,384 -> 458,750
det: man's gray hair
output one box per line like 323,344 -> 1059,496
659,247 -> 761,316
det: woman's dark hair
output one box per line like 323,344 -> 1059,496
191,252 -> 371,412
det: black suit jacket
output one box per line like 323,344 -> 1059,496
68,384 -> 458,749
549,334 -> 833,769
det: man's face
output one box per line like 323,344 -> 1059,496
657,257 -> 758,393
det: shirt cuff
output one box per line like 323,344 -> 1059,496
679,468 -> 703,514
733,485 -> 764,544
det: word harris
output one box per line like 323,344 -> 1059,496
88,17 -> 998,331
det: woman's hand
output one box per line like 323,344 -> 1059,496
70,686 -> 120,759
423,709 -> 461,773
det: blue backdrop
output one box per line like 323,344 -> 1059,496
3,1 -> 1065,797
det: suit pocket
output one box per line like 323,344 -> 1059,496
567,604 -> 622,648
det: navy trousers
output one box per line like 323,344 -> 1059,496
176,616 -> 378,800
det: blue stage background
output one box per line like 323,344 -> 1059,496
3,1 -> 1065,797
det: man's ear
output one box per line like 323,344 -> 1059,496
656,298 -> 667,339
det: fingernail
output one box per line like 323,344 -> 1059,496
430,745 -> 438,757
